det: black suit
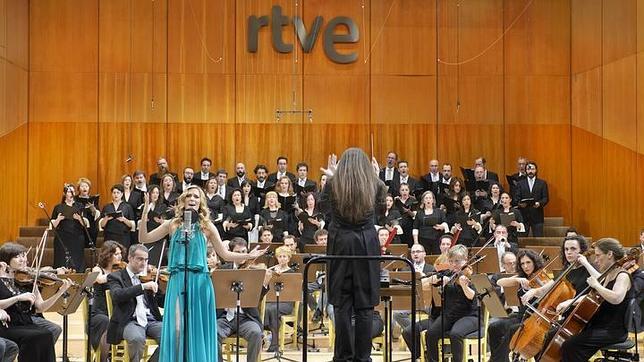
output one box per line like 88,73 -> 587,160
217,184 -> 234,204
106,268 -> 162,361
294,179 -> 317,197
267,171 -> 296,184
485,170 -> 500,182
514,177 -> 549,237
195,172 -> 215,188
250,180 -> 275,207
149,172 -> 179,188
379,167 -> 400,186
227,176 -> 248,190
388,176 -> 420,198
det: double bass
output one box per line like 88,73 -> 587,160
538,248 -> 640,362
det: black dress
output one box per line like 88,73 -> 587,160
492,207 -> 524,246
51,201 -> 86,270
259,209 -> 289,242
101,202 -> 135,249
394,196 -> 418,247
89,269 -> 109,349
144,202 -> 169,266
222,204 -> 253,241
0,278 -> 56,362
298,209 -> 323,246
413,208 -> 447,254
451,208 -> 481,247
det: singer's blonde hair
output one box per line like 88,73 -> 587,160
172,185 -> 211,231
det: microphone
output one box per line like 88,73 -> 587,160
182,210 -> 192,237
125,154 -> 134,163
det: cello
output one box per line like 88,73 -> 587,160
509,247 -> 595,359
538,247 -> 640,362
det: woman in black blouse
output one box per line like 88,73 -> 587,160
222,189 -> 254,241
412,191 -> 449,255
0,243 -> 73,362
141,185 -> 168,266
160,174 -> 179,208
204,177 -> 225,231
76,177 -> 100,247
297,192 -> 325,247
489,192 -> 525,247
394,183 -> 418,247
259,191 -> 289,242
51,184 -> 88,270
99,184 -> 136,249
376,194 -> 403,244
478,181 -> 503,228
89,240 -> 124,362
451,193 -> 482,247
241,181 -> 260,216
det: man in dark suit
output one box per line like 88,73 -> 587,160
507,156 -> 528,196
149,157 -> 179,187
196,157 -> 215,188
227,162 -> 248,189
106,244 -> 162,362
419,159 -> 443,197
514,161 -> 549,237
251,164 -> 275,206
267,156 -> 296,184
294,162 -> 317,196
474,156 -> 499,182
216,238 -> 271,362
215,169 -> 233,203
388,160 -> 419,197
179,166 -> 195,193
379,151 -> 400,186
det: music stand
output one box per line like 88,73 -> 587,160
290,254 -> 328,340
212,269 -> 267,362
470,274 -> 509,362
46,272 -> 99,362
263,273 -> 302,362
470,247 -> 501,274
526,245 -> 562,270
503,285 -> 521,308
385,244 -> 410,258
302,245 -> 326,255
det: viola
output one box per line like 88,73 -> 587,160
112,261 -> 127,271
538,248 -> 640,362
14,267 -> 71,288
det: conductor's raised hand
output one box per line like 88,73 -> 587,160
320,154 -> 338,177
371,157 -> 380,175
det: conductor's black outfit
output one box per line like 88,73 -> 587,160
319,181 -> 387,362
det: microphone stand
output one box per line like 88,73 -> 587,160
180,217 -> 191,362
474,288 -> 491,362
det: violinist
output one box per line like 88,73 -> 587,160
559,238 -> 634,362
0,243 -> 73,362
433,234 -> 453,270
259,228 -> 274,244
90,240 -> 125,362
51,183 -> 88,271
488,250 -> 545,362
263,246 -> 296,352
206,243 -> 218,271
425,244 -> 478,362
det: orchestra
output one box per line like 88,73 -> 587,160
2,151 -> 642,362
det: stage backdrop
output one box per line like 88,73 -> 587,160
0,0 -> 642,244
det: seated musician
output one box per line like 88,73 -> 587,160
259,228 -> 274,244
0,335 -> 18,362
559,238 -> 634,362
488,249 -> 544,362
425,244 -> 478,362
282,235 -> 298,254
0,242 -> 73,361
216,238 -> 271,362
206,243 -> 219,272
307,229 -> 329,322
263,246 -> 296,352
106,244 -> 162,362
91,240 -> 125,362
489,225 -> 519,271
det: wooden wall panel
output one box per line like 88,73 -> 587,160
571,127 -> 603,237
602,0 -> 637,64
167,74 -> 235,123
0,125 -> 28,241
571,0 -> 602,74
602,140 -> 639,242
602,55 -> 637,150
505,76 -> 570,124
371,124 -> 438,179
571,67 -> 602,135
167,123 -> 237,173
234,124 -> 303,174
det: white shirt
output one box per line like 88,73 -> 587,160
494,239 -> 508,272
298,178 -> 307,187
200,172 -> 209,180
430,173 -> 440,182
135,185 -> 147,193
528,177 -> 535,192
256,180 -> 265,188
414,262 -> 426,275
385,167 -> 394,181
126,267 -> 149,327
400,175 -> 409,184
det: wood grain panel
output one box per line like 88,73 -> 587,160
27,123 -> 98,225
0,125 -> 28,241
602,0 -> 636,64
505,76 -> 570,124
168,0 -> 234,74
504,0 -> 570,76
0,0 -> 5,49
571,0 -> 602,74
5,0 -> 28,70
234,123 -> 303,174
371,75 -> 436,124
639,52 -> 644,154
167,123 -> 236,174
438,75 -> 503,125
167,73 -> 235,124
235,0 -> 302,74
372,123 -> 437,181
302,0 -> 370,75
29,0 -> 98,73
571,67 -> 602,135
99,73 -> 167,124
571,127 -> 603,237
370,0 -> 436,75
29,72 -> 98,123
236,74 -> 302,123
436,124 -> 503,181
1,61 -> 28,135
303,75 -> 368,124
454,0 -> 503,77
602,55 -> 636,150
505,124 -> 572,221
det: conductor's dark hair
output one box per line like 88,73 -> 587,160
254,164 -> 268,174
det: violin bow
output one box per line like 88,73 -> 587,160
153,239 -> 167,285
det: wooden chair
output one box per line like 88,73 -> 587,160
420,308 -> 490,362
82,297 -> 101,362
105,290 -> 159,361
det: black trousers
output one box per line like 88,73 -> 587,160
560,327 -> 627,362
425,315 -> 478,362
487,315 -> 522,362
0,324 -> 55,362
333,302 -> 374,362
402,317 -> 432,359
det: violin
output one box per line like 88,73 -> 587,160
112,261 -> 127,271
14,268 -> 72,288
140,266 -> 170,294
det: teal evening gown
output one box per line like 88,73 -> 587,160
159,226 -> 217,361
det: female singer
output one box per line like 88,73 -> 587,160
99,184 -> 136,249
488,249 -> 545,362
297,192 -> 324,247
0,242 -> 73,362
560,238 -> 633,361
394,183 -> 417,247
204,176 -> 226,234
121,174 -> 134,204
241,181 -> 260,216
259,191 -> 289,242
222,189 -> 254,242
318,174 -> 328,193
489,192 -> 525,247
51,184 -> 88,270
451,193 -> 482,247
412,191 -> 449,255
275,176 -> 297,235
425,244 -> 478,362
90,240 -> 125,362
161,174 -> 179,209
376,194 -> 403,244
478,182 -> 503,217
141,185 -> 169,266
138,185 -> 265,362
76,177 -> 100,246
319,148 -> 388,361
263,246 -> 296,352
